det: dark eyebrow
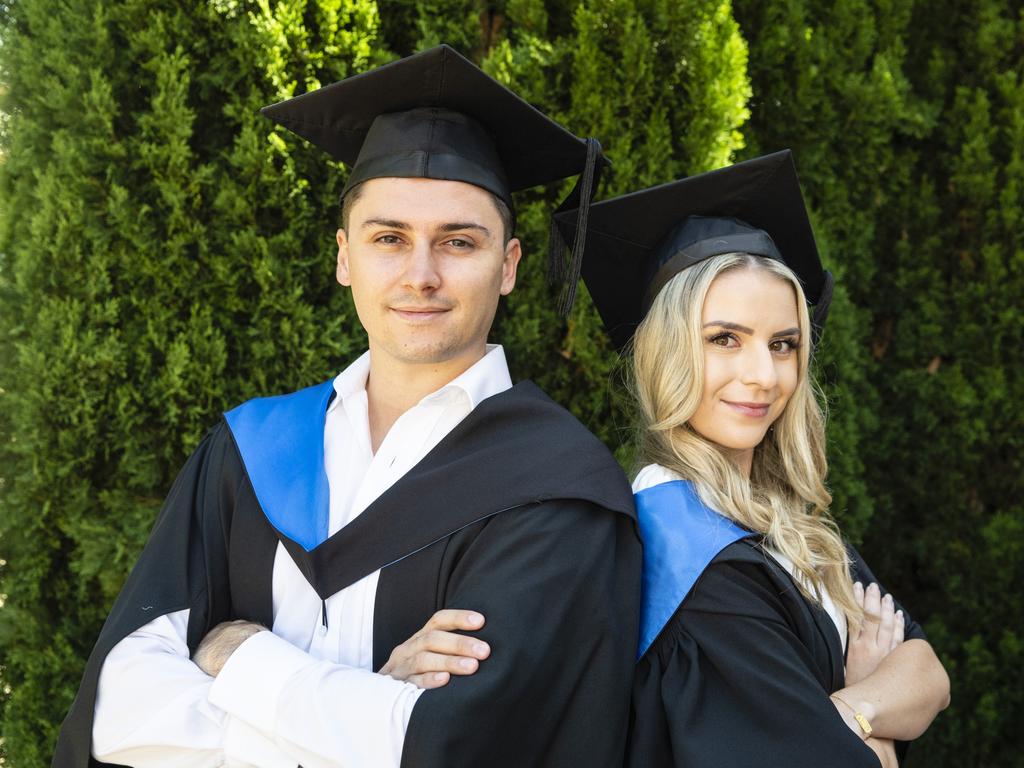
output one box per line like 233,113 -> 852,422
439,222 -> 492,237
360,219 -> 492,238
703,321 -> 754,334
772,327 -> 801,338
362,218 -> 409,230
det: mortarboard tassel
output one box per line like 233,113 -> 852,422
549,137 -> 605,316
811,270 -> 835,349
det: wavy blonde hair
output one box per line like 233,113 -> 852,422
631,252 -> 860,624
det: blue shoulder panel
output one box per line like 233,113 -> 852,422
636,480 -> 752,659
224,379 -> 336,552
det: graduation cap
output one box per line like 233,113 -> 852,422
261,44 -> 605,314
553,150 -> 834,349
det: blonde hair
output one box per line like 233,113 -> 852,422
631,252 -> 860,624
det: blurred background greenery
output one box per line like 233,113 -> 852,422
0,1 -> 1020,765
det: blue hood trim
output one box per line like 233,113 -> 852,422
224,379 -> 336,551
636,480 -> 752,659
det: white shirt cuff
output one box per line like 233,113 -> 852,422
223,716 -> 298,768
209,630 -> 313,733
209,629 -> 424,768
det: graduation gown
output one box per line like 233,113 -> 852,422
628,479 -> 926,768
53,379 -> 641,767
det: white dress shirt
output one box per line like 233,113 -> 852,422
93,345 -> 513,767
632,463 -> 847,650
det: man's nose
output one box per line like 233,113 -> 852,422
402,240 -> 441,292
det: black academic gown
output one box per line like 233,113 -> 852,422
53,380 -> 641,767
628,482 -> 926,768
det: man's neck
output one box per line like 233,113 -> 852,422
364,347 -> 487,453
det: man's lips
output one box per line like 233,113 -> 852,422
722,400 -> 772,417
390,306 -> 451,321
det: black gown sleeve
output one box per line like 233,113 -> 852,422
400,499 -> 642,768
52,423 -> 242,767
629,544 -> 882,768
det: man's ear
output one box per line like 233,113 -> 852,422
336,229 -> 351,286
499,238 -> 522,296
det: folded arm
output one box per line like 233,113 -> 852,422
92,609 -> 296,768
836,637 -> 950,740
401,499 -> 641,767
837,551 -> 951,741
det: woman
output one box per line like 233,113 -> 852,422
554,150 -> 950,767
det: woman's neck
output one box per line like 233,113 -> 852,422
723,446 -> 754,478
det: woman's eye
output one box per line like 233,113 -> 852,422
770,338 -> 799,354
708,332 -> 738,347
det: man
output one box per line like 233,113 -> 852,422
53,45 -> 640,767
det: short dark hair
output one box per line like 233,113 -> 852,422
340,181 -> 514,245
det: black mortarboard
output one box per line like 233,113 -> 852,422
553,150 -> 834,349
261,44 -> 604,313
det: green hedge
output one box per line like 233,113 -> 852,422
1,0 -> 1019,765
735,1 -> 1024,763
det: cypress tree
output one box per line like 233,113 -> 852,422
735,0 -> 1024,763
382,0 -> 752,460
732,0 -> 930,537
862,3 -> 1023,763
1,0 -> 753,761
0,0 -> 382,760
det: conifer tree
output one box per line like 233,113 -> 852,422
385,0 -> 752,459
1,0 -> 752,760
735,0 -> 1023,763
0,0 -> 382,760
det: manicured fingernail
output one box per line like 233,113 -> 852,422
459,658 -> 477,670
896,610 -> 904,620
883,594 -> 893,605
473,642 -> 489,656
435,672 -> 449,682
468,613 -> 484,627
853,582 -> 863,592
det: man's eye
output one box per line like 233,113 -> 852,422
375,234 -> 403,245
446,238 -> 474,249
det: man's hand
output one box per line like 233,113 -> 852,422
845,581 -> 904,685
379,609 -> 489,689
193,620 -> 267,678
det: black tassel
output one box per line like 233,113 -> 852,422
811,270 -> 835,349
321,598 -> 329,630
549,137 -> 605,316
548,215 -> 568,286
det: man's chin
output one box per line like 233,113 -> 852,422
389,341 -> 474,367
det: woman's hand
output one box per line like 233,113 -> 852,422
379,609 -> 490,689
845,581 -> 904,685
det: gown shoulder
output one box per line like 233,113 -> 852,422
629,539 -> 882,768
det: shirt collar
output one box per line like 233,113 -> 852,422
419,344 -> 512,409
329,345 -> 513,413
330,350 -> 372,412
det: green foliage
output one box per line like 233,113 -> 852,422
2,0 -> 1019,765
373,0 -> 751,462
1,0 -> 749,762
735,0 -> 1024,763
0,0 -> 379,761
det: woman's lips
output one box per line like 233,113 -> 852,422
723,400 -> 771,418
